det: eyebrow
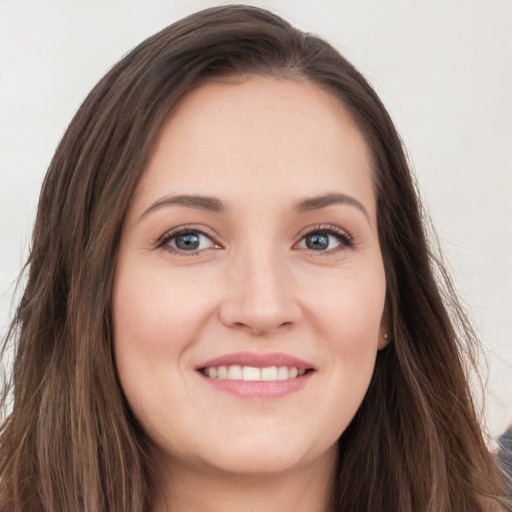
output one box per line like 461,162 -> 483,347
295,193 -> 369,220
140,194 -> 224,220
139,192 -> 369,221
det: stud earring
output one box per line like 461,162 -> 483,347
378,333 -> 389,350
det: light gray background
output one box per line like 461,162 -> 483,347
1,0 -> 511,438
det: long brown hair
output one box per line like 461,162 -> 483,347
0,5 -> 508,511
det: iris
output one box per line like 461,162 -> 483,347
305,233 -> 329,250
175,233 -> 200,250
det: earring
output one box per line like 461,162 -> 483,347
378,333 -> 389,350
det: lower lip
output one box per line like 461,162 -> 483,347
199,372 -> 313,398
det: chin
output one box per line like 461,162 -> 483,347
167,427 -> 338,478
207,449 -> 309,476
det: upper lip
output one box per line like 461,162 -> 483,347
196,352 -> 315,371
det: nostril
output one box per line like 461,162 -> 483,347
233,320 -> 295,334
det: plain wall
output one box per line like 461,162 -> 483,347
1,0 -> 511,437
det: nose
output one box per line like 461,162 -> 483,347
219,244 -> 302,336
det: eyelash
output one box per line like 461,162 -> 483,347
296,224 -> 354,254
156,225 -> 219,256
156,224 -> 354,255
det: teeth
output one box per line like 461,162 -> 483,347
288,367 -> 298,379
227,365 -> 243,380
203,365 -> 306,381
260,366 -> 278,381
242,366 -> 260,381
277,366 -> 289,380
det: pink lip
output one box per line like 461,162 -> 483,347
200,374 -> 313,398
196,351 -> 315,370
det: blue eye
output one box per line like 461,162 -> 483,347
163,230 -> 216,252
297,228 -> 352,252
305,233 -> 331,250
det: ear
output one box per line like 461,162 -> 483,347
378,302 -> 392,350
378,322 -> 390,350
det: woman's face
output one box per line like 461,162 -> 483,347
112,75 -> 387,478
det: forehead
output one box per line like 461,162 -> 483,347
131,75 -> 375,218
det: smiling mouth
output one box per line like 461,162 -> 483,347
200,365 -> 312,381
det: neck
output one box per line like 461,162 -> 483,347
151,447 -> 337,512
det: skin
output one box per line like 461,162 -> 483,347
112,75 -> 388,512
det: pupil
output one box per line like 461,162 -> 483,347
306,233 -> 329,250
176,233 -> 200,250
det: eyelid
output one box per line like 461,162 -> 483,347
294,224 -> 354,252
155,225 -> 222,254
154,223 -> 354,255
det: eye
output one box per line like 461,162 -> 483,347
296,226 -> 352,252
159,228 -> 219,253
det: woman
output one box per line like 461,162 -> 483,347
0,4 -> 509,511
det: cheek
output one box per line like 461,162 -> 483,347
304,265 -> 385,411
111,265 -> 192,398
112,265 -> 209,353
317,284 -> 384,439
113,278 -> 173,356
111,263 -> 212,435
310,267 -> 386,346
